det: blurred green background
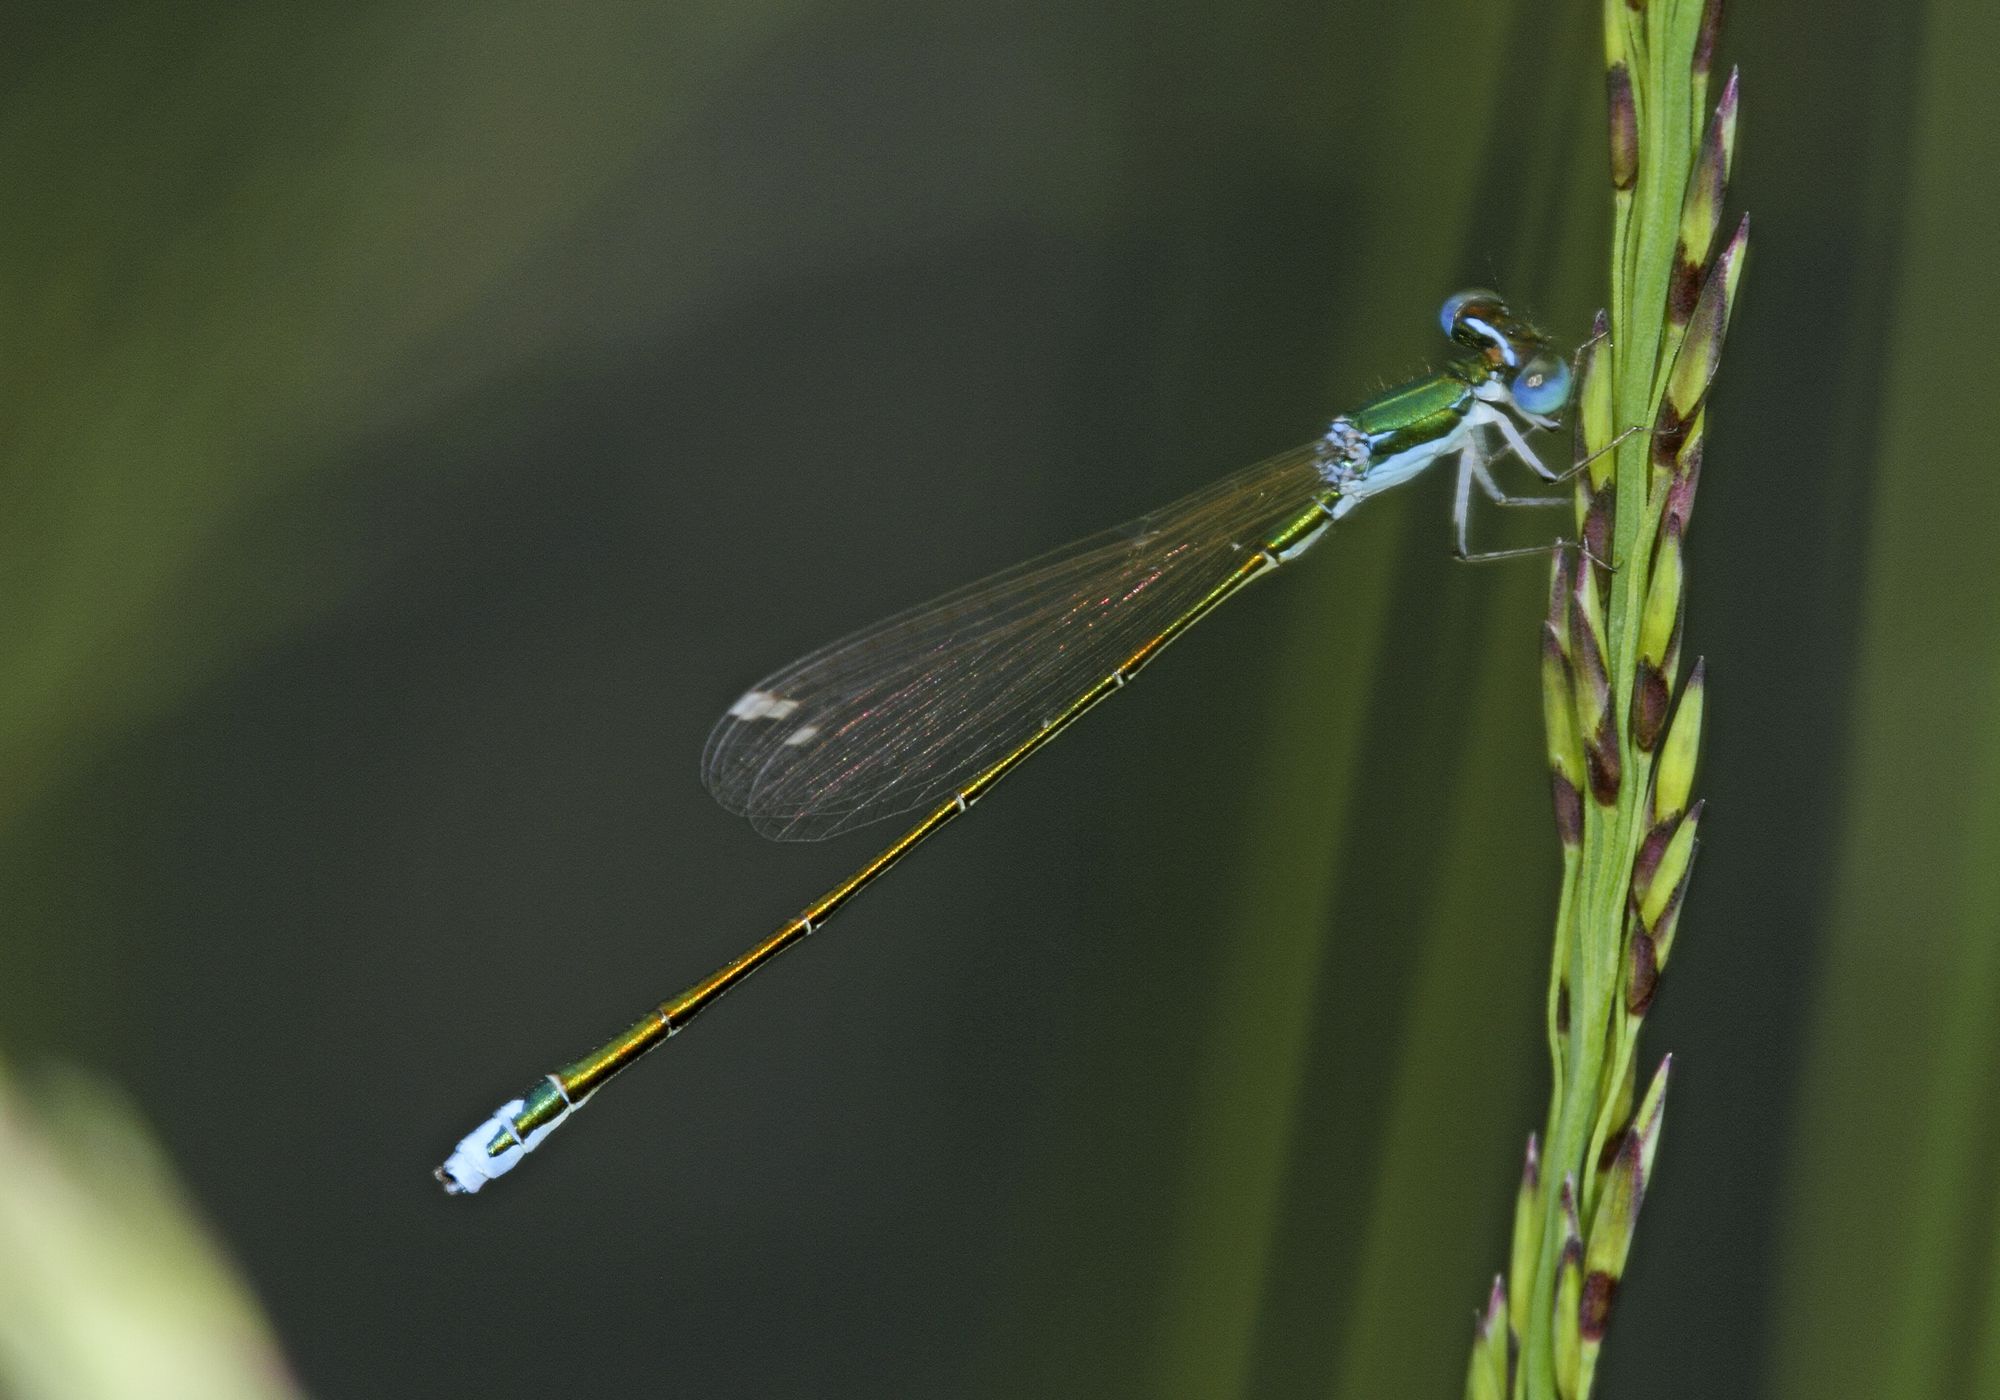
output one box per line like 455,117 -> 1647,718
2,0 -> 1994,1396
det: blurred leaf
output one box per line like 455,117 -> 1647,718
1768,0 -> 2000,1395
0,1059 -> 303,1400
0,0 -> 813,834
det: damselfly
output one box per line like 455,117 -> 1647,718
436,289 -> 1575,1193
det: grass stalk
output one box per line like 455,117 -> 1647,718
1466,3 -> 1746,1397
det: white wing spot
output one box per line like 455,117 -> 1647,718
781,724 -> 820,747
729,690 -> 801,721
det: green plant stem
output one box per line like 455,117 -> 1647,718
1498,4 -> 1740,1397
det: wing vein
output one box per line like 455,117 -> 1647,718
701,441 -> 1330,840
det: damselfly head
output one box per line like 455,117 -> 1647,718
1509,351 -> 1572,417
1440,287 -> 1505,340
1438,288 -> 1552,373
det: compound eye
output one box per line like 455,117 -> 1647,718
1510,351 -> 1572,417
1439,287 -> 1508,345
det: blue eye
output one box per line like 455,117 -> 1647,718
1511,352 -> 1571,416
1439,287 -> 1505,339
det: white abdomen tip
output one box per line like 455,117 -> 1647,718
436,1098 -> 563,1195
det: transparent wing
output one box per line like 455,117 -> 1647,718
702,440 -> 1331,840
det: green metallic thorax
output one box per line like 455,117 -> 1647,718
1349,356 -> 1490,463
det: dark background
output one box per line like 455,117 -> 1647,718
3,1 -> 1994,1397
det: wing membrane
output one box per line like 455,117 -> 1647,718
701,441 -> 1329,840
